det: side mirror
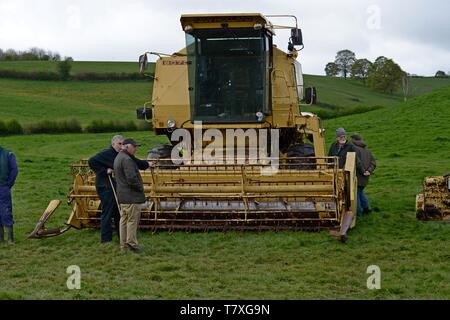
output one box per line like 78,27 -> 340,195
136,107 -> 152,120
290,28 -> 303,46
139,54 -> 148,73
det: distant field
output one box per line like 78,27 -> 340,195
0,78 -> 153,125
1,61 -> 449,122
0,61 -> 155,74
0,87 -> 448,299
0,74 -> 447,128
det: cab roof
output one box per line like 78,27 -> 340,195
180,13 -> 273,31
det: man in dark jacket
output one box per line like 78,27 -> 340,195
351,134 -> 376,216
88,135 -> 149,244
328,128 -> 357,168
0,145 -> 19,246
88,135 -> 124,244
113,138 -> 148,254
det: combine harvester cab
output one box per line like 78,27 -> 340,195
30,13 -> 357,241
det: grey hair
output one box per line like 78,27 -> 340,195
111,135 -> 124,145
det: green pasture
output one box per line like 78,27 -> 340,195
0,87 -> 448,299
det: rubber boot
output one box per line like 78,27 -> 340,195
0,225 -> 4,243
5,226 -> 14,246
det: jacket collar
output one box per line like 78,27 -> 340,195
352,140 -> 366,148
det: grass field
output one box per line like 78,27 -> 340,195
0,86 -> 448,299
2,60 -> 450,128
0,61 -> 152,74
2,60 -> 449,121
0,78 -> 153,125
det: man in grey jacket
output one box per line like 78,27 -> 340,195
351,134 -> 376,216
113,138 -> 147,253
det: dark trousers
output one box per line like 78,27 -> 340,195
97,186 -> 120,243
0,186 -> 14,227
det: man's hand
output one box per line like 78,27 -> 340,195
107,168 -> 114,175
364,170 -> 371,176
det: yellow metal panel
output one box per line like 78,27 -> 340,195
180,13 -> 270,30
344,152 -> 357,227
152,56 -> 190,129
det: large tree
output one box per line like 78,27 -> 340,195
335,49 -> 356,79
325,62 -> 340,77
351,58 -> 372,83
368,56 -> 405,94
435,70 -> 447,78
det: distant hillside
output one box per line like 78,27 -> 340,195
0,60 -> 154,74
303,74 -> 450,118
0,61 -> 449,124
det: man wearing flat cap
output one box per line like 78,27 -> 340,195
351,133 -> 376,215
113,138 -> 147,254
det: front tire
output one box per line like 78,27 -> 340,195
286,143 -> 316,170
147,145 -> 179,169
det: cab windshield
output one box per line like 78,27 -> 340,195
186,28 -> 271,123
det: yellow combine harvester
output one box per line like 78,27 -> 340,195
30,13 -> 357,241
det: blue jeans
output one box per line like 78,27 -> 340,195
357,186 -> 370,216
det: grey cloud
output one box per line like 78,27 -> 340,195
0,0 -> 448,75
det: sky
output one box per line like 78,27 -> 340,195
0,0 -> 449,76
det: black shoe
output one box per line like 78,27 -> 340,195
127,244 -> 143,254
363,208 -> 372,214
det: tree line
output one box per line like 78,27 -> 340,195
325,49 -> 408,94
434,70 -> 449,78
0,47 -> 63,61
325,50 -> 449,94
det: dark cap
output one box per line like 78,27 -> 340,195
336,128 -> 346,137
351,133 -> 362,141
122,138 -> 141,147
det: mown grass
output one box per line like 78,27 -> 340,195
0,87 -> 449,299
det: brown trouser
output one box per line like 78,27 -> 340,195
119,203 -> 142,249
